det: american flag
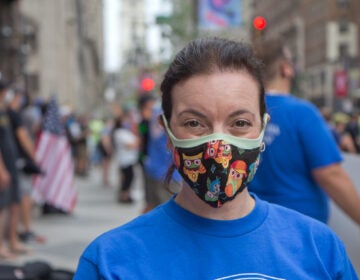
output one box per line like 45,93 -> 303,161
33,97 -> 77,213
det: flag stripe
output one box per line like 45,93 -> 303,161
36,133 -> 67,196
44,137 -> 70,198
53,173 -> 74,209
33,98 -> 77,212
46,145 -> 73,202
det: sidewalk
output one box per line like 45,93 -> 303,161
2,162 -> 145,272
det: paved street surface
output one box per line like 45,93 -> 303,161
3,163 -> 145,272
329,153 -> 360,275
0,155 -> 359,275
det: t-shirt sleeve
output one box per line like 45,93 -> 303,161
73,256 -> 101,280
7,110 -> 23,131
297,103 -> 342,169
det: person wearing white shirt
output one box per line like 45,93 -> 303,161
113,116 -> 139,203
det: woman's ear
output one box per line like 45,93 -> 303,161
280,60 -> 294,79
280,62 -> 288,78
166,138 -> 173,151
158,114 -> 164,128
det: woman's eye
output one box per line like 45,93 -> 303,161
234,120 -> 251,128
185,120 -> 201,128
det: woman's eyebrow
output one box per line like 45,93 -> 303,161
177,109 -> 207,119
228,109 -> 255,118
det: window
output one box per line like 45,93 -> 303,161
338,18 -> 349,33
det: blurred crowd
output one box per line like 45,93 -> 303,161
320,107 -> 360,154
1,76 -> 359,262
0,80 -> 182,261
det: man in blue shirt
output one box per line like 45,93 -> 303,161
249,37 -> 360,224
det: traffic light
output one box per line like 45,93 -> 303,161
253,16 -> 266,30
252,16 -> 266,40
140,78 -> 155,92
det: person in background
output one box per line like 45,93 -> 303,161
0,82 -> 29,260
137,96 -> 155,170
142,99 -> 182,213
345,111 -> 360,153
137,95 -> 157,212
88,116 -> 104,165
74,37 -> 357,279
249,37 -> 360,225
64,111 -> 88,176
320,106 -> 337,137
22,97 -> 43,143
6,87 -> 45,244
97,117 -> 114,187
113,115 -> 139,203
332,112 -> 357,154
74,114 -> 89,176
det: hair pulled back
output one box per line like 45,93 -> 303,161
160,37 -> 266,123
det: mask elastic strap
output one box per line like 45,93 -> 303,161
260,142 -> 266,152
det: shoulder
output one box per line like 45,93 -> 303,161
278,96 -> 326,128
7,109 -> 23,126
267,94 -> 317,111
81,206 -> 166,260
267,202 -> 343,247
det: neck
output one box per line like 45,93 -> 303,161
175,183 -> 255,220
266,78 -> 291,95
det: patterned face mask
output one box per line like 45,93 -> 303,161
162,114 -> 268,208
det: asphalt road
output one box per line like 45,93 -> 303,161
329,153 -> 360,275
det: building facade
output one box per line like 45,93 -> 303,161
0,0 -> 24,83
252,0 -> 360,112
20,0 -> 104,114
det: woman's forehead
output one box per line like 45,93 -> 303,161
171,72 -> 261,117
172,72 -> 259,101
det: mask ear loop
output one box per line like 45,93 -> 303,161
260,142 -> 266,152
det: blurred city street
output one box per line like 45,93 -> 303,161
0,155 -> 359,275
0,0 -> 360,278
4,162 -> 145,272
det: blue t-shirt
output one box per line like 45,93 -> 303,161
249,94 -> 342,223
74,195 -> 357,279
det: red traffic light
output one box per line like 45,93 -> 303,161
140,78 -> 155,92
253,16 -> 266,30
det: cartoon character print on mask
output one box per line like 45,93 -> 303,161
247,154 -> 260,182
163,113 -> 268,208
174,142 -> 262,208
224,160 -> 247,197
205,177 -> 221,202
204,140 -> 232,168
182,152 -> 206,182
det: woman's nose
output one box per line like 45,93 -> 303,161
212,123 -> 227,134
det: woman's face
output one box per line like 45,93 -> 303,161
169,71 -> 262,140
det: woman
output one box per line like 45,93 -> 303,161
113,116 -> 139,203
74,38 -> 357,279
98,118 -> 114,187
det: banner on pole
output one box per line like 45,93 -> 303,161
198,0 -> 242,30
